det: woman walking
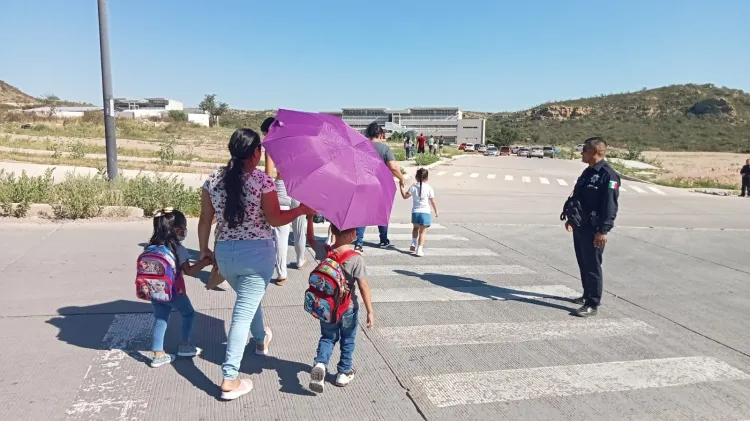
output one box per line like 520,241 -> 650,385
261,117 -> 308,286
198,128 -> 311,400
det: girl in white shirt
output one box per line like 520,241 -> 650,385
399,168 -> 439,257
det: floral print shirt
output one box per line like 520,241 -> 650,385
203,168 -> 275,241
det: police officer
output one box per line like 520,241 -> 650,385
564,137 -> 619,317
740,159 -> 750,197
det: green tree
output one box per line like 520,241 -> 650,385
198,94 -> 229,127
40,93 -> 60,117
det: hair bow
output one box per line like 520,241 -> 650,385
153,207 -> 174,217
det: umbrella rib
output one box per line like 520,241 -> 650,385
339,184 -> 359,231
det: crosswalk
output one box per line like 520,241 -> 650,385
423,172 -> 671,195
329,222 -> 750,418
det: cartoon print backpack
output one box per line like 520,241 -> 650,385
135,245 -> 177,302
304,249 -> 359,324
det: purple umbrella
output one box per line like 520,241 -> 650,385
262,109 -> 396,230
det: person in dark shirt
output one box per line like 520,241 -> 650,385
740,159 -> 750,197
565,137 -> 620,317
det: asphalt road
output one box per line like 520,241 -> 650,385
1,154 -> 749,421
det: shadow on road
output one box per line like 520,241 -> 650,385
46,300 -> 312,398
393,270 -> 577,313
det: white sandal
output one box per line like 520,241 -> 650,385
255,327 -> 273,356
220,379 -> 253,401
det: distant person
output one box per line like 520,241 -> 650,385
355,122 -> 406,252
399,168 -> 439,257
740,159 -> 750,197
562,137 -> 619,318
428,136 -> 435,154
417,133 -> 426,154
261,117 -> 308,286
404,137 -> 412,159
307,224 -> 374,392
198,128 -> 312,400
139,208 -> 210,368
438,136 -> 444,154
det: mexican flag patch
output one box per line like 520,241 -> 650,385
608,181 -> 618,190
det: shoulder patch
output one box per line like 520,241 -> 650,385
608,180 -> 619,190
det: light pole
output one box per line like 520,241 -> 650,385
97,0 -> 117,180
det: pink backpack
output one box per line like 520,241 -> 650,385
135,245 -> 177,302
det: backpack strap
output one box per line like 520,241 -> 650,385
331,249 -> 360,265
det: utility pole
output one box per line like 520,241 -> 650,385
97,0 -> 117,180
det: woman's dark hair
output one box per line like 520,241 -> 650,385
223,128 -> 262,229
415,168 -> 428,197
260,117 -> 275,135
149,208 -> 187,263
365,122 -> 382,139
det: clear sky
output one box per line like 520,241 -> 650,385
1,0 -> 748,112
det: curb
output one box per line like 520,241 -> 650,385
616,172 -> 656,185
1,203 -> 145,219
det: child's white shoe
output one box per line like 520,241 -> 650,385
309,363 -> 326,393
415,246 -> 424,257
335,370 -> 355,387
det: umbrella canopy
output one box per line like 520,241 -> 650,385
262,109 -> 397,230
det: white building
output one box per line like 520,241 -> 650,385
22,106 -> 102,118
332,107 -> 485,144
113,98 -> 184,111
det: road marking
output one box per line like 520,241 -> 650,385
648,186 -> 667,195
362,234 -> 468,242
437,171 -> 446,176
371,285 -> 577,303
504,175 -> 513,181
363,248 -> 499,257
620,187 -> 628,192
381,318 -> 657,348
487,174 -> 496,179
316,223 -> 445,231
453,172 -> 463,177
413,356 -> 750,408
557,179 -> 568,186
630,185 -> 647,193
470,173 -> 479,178
368,264 -> 535,277
539,177 -> 550,185
522,176 -> 531,183
66,314 -> 153,420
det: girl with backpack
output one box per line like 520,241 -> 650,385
139,208 -> 211,368
399,168 -> 439,257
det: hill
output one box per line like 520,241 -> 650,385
480,84 -> 750,152
0,80 -> 37,106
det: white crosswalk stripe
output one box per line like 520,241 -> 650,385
620,186 -> 628,192
437,171 -> 446,176
487,174 -> 496,179
361,234 -> 468,242
413,357 -> 750,408
522,176 -> 531,183
370,285 -> 578,303
453,172 -> 463,177
315,223 -> 445,231
630,185 -> 647,193
557,178 -> 568,186
504,175 -> 513,181
363,248 -> 498,257
470,173 -> 479,178
539,177 -> 550,185
368,264 -> 535,276
648,186 -> 667,195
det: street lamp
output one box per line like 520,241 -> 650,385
97,0 -> 117,180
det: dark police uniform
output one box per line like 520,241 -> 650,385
571,159 -> 620,308
740,164 -> 750,196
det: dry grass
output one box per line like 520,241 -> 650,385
645,151 -> 747,187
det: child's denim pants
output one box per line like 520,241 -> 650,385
313,306 -> 358,374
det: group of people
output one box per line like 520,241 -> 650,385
139,120 -> 440,400
403,133 -> 443,159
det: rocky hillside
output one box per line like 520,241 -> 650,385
0,80 -> 37,106
480,84 -> 750,152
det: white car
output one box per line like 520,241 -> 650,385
575,144 -> 584,152
477,144 -> 487,153
465,143 -> 476,152
529,147 -> 544,158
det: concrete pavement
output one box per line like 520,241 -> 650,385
2,154 -> 750,420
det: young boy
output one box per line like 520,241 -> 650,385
307,223 -> 374,392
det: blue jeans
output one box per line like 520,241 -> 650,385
314,307 -> 358,374
215,239 -> 275,380
152,294 -> 195,352
355,226 -> 388,246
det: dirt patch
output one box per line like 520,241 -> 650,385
644,151 -> 748,185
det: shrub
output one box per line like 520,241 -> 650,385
392,148 -> 406,161
415,153 -> 440,166
69,140 -> 87,159
168,110 -> 189,121
52,174 -> 107,219
158,139 -> 176,166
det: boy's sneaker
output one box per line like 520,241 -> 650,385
415,246 -> 425,257
335,369 -> 355,387
177,345 -> 202,357
379,240 -> 392,248
150,354 -> 176,368
354,244 -> 364,253
309,363 -> 326,393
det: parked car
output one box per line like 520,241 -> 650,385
465,143 -> 476,152
510,146 -> 519,154
575,144 -> 584,152
477,144 -> 487,153
543,146 -> 555,158
485,145 -> 498,156
517,147 -> 530,157
459,143 -> 467,151
529,147 -> 544,158
500,146 -> 511,156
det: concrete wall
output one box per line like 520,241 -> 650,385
187,113 -> 210,127
457,119 -> 486,144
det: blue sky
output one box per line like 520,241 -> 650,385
1,0 -> 748,112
